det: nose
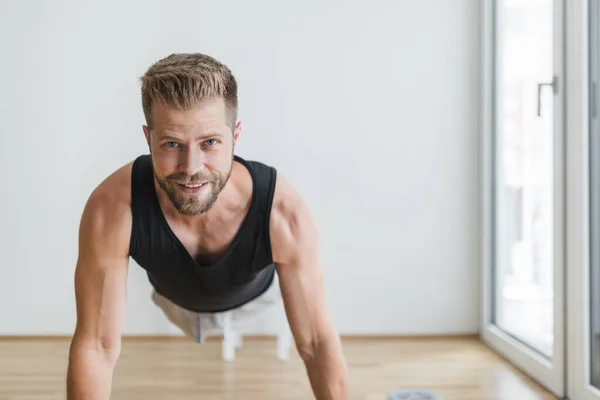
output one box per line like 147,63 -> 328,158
179,147 -> 204,177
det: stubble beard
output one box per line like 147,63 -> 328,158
154,160 -> 233,216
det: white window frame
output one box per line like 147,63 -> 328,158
565,1 -> 600,399
479,0 -> 565,397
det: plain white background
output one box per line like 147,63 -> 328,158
0,0 -> 480,336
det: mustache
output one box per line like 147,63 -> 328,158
166,172 -> 213,185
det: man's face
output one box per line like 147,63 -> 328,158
143,98 -> 241,216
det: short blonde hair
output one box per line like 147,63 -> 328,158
140,53 -> 238,129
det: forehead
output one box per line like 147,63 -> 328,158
151,98 -> 227,133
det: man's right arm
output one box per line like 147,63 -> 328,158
66,176 -> 131,400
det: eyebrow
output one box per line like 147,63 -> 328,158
159,131 -> 225,141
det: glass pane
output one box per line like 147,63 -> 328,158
492,0 -> 555,358
589,0 -> 600,389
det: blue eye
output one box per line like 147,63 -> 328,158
165,142 -> 179,148
205,139 -> 218,146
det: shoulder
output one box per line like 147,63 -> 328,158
78,161 -> 135,257
85,161 -> 133,217
269,172 -> 319,265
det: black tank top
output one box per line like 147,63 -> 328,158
128,154 -> 277,313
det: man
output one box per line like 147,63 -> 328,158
65,53 -> 349,399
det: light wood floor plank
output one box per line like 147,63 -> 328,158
0,336 -> 557,399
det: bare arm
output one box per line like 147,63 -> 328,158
67,174 -> 131,400
270,174 -> 349,400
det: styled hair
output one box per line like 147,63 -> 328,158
140,53 -> 238,129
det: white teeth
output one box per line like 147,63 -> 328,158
183,183 -> 204,188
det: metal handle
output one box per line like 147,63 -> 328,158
537,76 -> 558,117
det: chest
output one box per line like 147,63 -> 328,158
167,211 -> 247,265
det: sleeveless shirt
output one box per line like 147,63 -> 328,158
128,154 -> 278,313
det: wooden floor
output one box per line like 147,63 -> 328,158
0,336 -> 557,400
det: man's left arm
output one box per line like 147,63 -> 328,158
269,173 -> 349,400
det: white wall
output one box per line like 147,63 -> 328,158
0,0 -> 480,336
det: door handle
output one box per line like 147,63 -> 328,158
537,76 -> 558,117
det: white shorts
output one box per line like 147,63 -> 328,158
151,272 -> 283,343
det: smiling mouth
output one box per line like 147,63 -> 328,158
174,182 -> 209,193
179,183 -> 206,188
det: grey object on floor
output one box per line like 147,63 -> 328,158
387,389 -> 444,400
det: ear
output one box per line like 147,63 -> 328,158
233,121 -> 242,148
142,125 -> 151,147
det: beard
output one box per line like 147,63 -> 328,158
153,160 -> 233,216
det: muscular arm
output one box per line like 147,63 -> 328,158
67,172 -> 131,400
270,174 -> 349,400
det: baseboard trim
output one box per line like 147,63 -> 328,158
0,333 -> 478,341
